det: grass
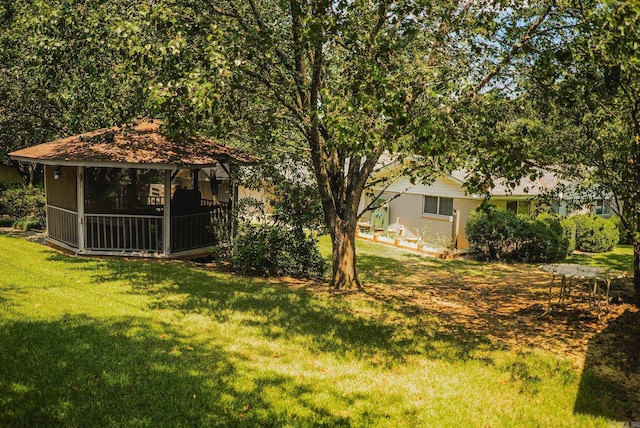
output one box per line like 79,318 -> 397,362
565,245 -> 634,273
0,232 -> 637,427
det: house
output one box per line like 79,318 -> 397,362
8,119 -> 259,258
357,170 -> 595,251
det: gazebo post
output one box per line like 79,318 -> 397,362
230,163 -> 239,254
77,166 -> 85,252
163,170 -> 172,256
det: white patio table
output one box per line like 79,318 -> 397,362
539,263 -> 626,318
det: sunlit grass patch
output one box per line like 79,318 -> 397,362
565,245 -> 634,273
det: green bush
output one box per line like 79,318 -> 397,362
572,214 -> 619,253
12,217 -> 44,231
0,186 -> 45,224
537,213 -> 576,255
611,215 -> 631,245
213,224 -> 327,279
465,208 -> 570,263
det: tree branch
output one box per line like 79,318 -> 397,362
474,2 -> 555,94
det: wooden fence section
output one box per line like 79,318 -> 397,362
47,205 -> 78,248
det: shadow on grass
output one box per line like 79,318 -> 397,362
43,251 -> 492,367
357,253 -> 485,287
0,314 -> 350,427
574,309 -> 640,421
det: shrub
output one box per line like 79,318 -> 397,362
611,215 -> 631,245
537,213 -> 576,255
12,217 -> 44,231
0,186 -> 45,224
572,214 -> 619,253
213,224 -> 327,279
465,208 -> 569,263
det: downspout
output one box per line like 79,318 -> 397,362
451,209 -> 460,250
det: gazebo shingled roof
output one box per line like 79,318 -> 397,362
9,119 -> 259,169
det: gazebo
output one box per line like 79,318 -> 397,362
9,119 -> 259,258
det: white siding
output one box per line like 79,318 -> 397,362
360,191 -> 481,249
360,175 -> 483,248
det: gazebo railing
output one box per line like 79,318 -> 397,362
171,205 -> 229,253
85,214 -> 163,252
47,201 -> 230,255
85,196 -> 229,213
47,205 -> 79,248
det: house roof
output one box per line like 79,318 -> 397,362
449,169 -> 564,198
8,119 -> 260,170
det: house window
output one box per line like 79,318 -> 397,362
423,196 -> 454,216
595,199 -> 611,217
506,200 -> 530,215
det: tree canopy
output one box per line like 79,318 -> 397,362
1,0 -> 592,289
0,0 -> 149,183
462,0 -> 640,304
526,0 -> 640,304
176,0 -> 563,289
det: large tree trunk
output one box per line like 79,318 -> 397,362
330,218 -> 361,290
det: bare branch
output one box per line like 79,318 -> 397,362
369,1 -> 392,44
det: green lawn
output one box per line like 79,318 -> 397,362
0,232 -> 635,427
565,245 -> 634,273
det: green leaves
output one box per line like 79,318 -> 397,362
0,0 -> 148,168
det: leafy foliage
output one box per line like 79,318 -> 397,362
11,217 -> 44,231
465,208 -> 571,263
227,224 -> 326,279
240,161 -> 325,233
0,185 -> 45,227
0,0 -> 148,183
572,214 -> 619,253
519,0 -> 640,301
211,197 -> 326,279
612,215 -> 632,245
537,212 -> 576,255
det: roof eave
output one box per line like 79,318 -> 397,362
8,154 -> 257,170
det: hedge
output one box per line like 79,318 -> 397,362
465,209 -> 572,263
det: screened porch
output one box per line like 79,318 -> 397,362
43,165 -> 233,257
9,119 -> 258,258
